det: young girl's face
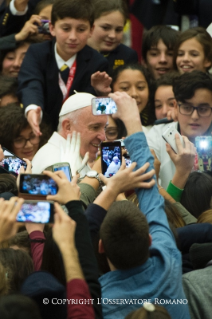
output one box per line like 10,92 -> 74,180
176,37 -> 211,74
113,69 -> 149,113
154,85 -> 176,119
89,10 -> 125,52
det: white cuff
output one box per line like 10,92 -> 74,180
10,0 -> 28,15
25,105 -> 43,123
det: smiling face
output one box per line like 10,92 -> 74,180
49,18 -> 92,60
88,10 -> 124,52
12,126 -> 40,161
154,85 -> 176,119
146,39 -> 174,79
112,69 -> 149,113
176,88 -> 212,142
2,43 -> 30,77
176,37 -> 211,74
69,106 -> 107,161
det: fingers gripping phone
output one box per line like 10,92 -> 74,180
0,147 -> 27,176
162,126 -> 184,154
19,174 -> 58,199
195,136 -> 212,171
92,97 -> 117,115
16,200 -> 54,223
101,141 -> 122,177
53,162 -> 72,181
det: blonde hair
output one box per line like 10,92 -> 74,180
197,209 -> 212,224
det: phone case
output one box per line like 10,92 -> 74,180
195,136 -> 212,171
162,126 -> 184,154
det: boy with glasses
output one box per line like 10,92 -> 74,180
147,71 -> 212,188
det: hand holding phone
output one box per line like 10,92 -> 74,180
43,171 -> 81,204
162,126 -> 184,154
53,162 -> 72,181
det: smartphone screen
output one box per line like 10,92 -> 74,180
92,97 -> 117,115
195,136 -> 212,171
123,153 -> 132,167
0,147 -> 27,175
101,141 -> 122,177
16,201 -> 54,223
19,174 -> 58,196
53,165 -> 71,181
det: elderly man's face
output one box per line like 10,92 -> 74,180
70,106 -> 107,161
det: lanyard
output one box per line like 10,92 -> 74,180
58,59 -> 77,102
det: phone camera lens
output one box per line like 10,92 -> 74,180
170,132 -> 172,135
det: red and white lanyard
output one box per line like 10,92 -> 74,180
58,59 -> 77,102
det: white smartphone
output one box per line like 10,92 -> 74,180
92,97 -> 117,115
162,126 -> 184,154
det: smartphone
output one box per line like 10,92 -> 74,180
53,163 -> 72,181
101,141 -> 122,177
19,174 -> 58,196
195,136 -> 212,171
0,147 -> 27,175
16,200 -> 54,223
92,97 -> 117,115
162,126 -> 184,154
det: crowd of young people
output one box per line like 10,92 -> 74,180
0,0 -> 212,318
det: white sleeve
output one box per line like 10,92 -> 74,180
25,105 -> 43,122
10,0 -> 28,15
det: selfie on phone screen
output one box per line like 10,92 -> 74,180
20,174 -> 58,195
101,142 -> 121,177
92,97 -> 117,115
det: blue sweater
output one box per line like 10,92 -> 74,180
99,132 -> 190,319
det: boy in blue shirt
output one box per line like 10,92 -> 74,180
18,0 -> 110,134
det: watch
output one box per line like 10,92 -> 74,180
86,170 -> 103,186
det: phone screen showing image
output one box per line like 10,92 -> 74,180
195,136 -> 212,171
16,201 -> 54,223
0,147 -> 27,175
53,166 -> 71,181
20,174 -> 58,196
92,97 -> 117,115
101,142 -> 121,177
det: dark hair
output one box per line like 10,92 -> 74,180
51,0 -> 94,26
172,70 -> 212,102
0,76 -> 18,99
142,25 -> 179,63
125,304 -> 171,319
0,174 -> 18,195
0,295 -> 41,319
111,63 -> 155,126
33,0 -> 55,15
41,229 -> 66,286
100,201 -> 150,270
7,231 -> 31,254
93,0 -> 128,22
154,71 -> 179,90
0,104 -> 52,152
180,171 -> 212,218
173,27 -> 212,71
0,248 -> 33,293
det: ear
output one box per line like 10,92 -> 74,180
49,22 -> 55,37
61,119 -> 72,137
149,234 -> 152,247
98,239 -> 105,254
173,99 -> 178,110
203,58 -> 212,70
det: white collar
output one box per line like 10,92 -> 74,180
54,44 -> 76,70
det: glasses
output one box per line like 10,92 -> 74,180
105,128 -> 119,141
13,135 -> 40,148
178,103 -> 212,117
